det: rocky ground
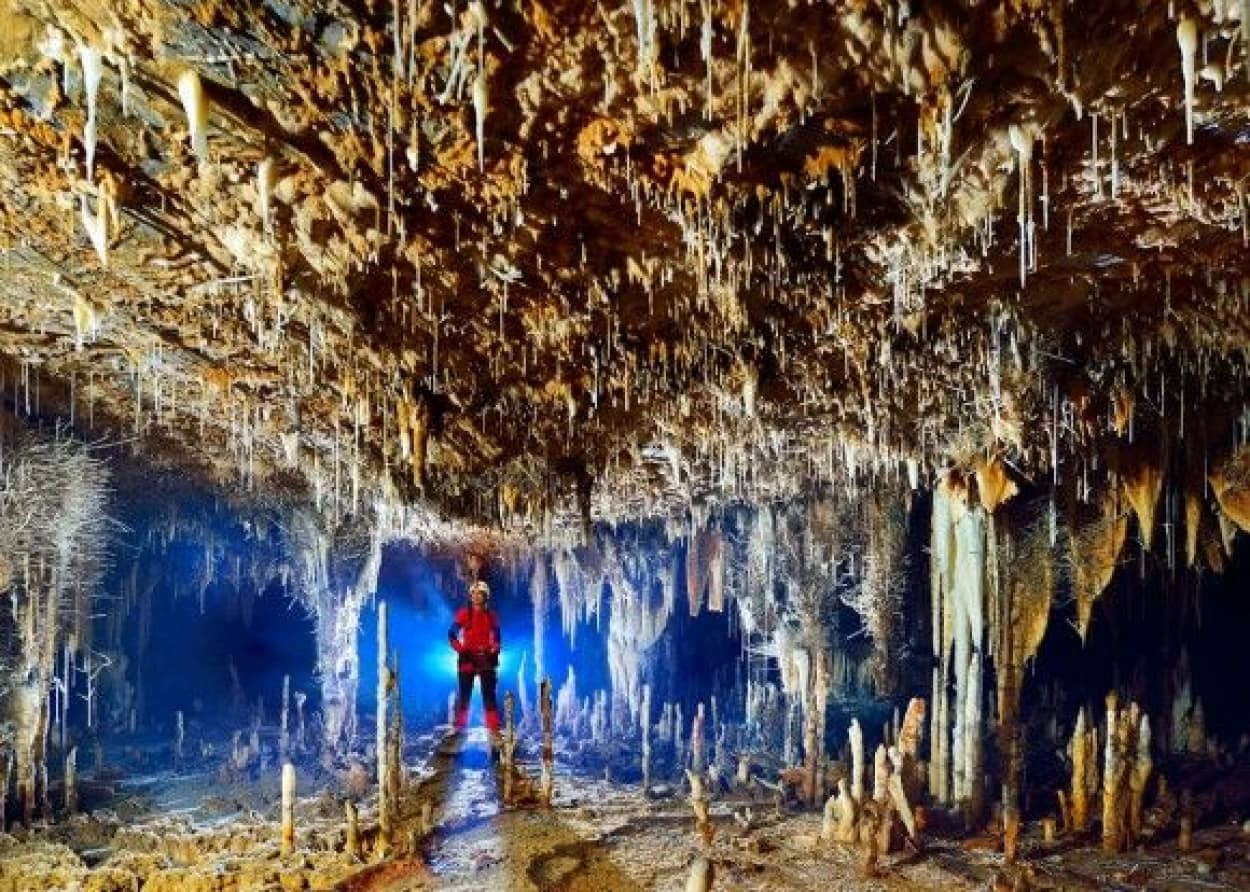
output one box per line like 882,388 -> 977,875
4,727 -> 1250,891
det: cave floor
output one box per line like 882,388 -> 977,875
3,727 -> 1250,890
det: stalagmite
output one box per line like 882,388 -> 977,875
1069,707 -> 1098,833
686,855 -> 714,892
898,698 -> 924,759
386,675 -> 402,818
887,748 -> 917,843
376,599 -> 390,839
1129,716 -> 1152,844
1102,694 -> 1126,852
687,768 -> 712,844
690,702 -> 706,776
872,744 -> 890,803
828,778 -> 858,843
821,793 -> 839,843
281,762 -> 296,857
177,69 -> 209,162
540,677 -> 554,807
640,684 -> 652,790
174,710 -> 184,768
344,801 -> 360,860
848,718 -> 865,803
502,691 -> 518,805
0,747 -> 9,832
372,614 -> 392,849
64,746 -> 77,815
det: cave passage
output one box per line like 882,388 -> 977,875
5,0 -> 1250,890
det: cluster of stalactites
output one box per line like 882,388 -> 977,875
0,430 -> 111,824
929,470 -> 988,813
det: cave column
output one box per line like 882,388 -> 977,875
995,557 -> 1023,862
306,521 -> 383,758
929,475 -> 989,826
803,651 -> 829,806
376,599 -> 392,849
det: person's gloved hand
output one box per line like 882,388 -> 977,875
450,639 -> 464,653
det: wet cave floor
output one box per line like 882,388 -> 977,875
4,727 -> 1250,891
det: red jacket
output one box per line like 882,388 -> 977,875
448,606 -> 500,656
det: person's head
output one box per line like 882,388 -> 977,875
469,580 -> 489,608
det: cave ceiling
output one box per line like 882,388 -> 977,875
0,0 -> 1247,534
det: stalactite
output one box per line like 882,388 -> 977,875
177,70 -> 209,162
1177,19 -> 1199,146
1209,446 -> 1250,532
257,157 -> 276,236
473,70 -> 489,173
1071,488 -> 1129,640
294,691 -> 307,752
79,45 -> 103,181
174,710 -> 184,769
1119,447 -> 1164,550
79,191 -> 110,268
531,556 -> 548,694
1184,484 -> 1202,568
686,528 -> 708,616
516,651 -> 531,725
280,674 -> 290,759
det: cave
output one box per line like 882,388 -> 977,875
2,0 -> 1250,889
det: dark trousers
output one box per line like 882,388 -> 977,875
455,665 -> 499,731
